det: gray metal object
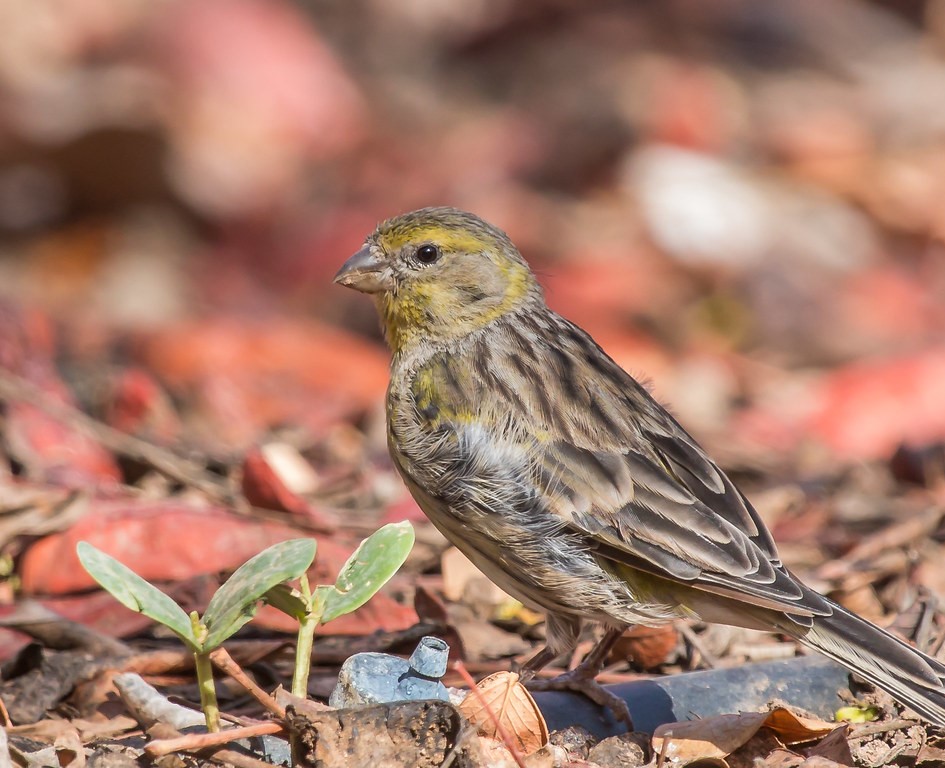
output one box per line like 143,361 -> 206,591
531,655 -> 852,738
329,635 -> 451,708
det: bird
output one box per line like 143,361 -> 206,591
334,205 -> 945,726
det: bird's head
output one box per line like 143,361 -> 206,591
335,207 -> 542,353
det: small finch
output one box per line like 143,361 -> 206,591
335,206 -> 945,725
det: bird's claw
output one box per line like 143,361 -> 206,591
527,668 -> 633,728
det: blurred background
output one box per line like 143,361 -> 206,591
2,0 -> 945,649
3,0 -> 945,731
4,0 -> 945,473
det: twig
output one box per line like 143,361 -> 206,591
677,623 -> 720,669
145,721 -> 284,758
208,748 -> 281,768
0,368 -> 232,503
210,647 -> 285,719
849,717 -> 918,739
655,729 -> 671,768
817,506 -> 944,581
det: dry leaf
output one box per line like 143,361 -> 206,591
53,729 -> 85,768
805,724 -> 853,764
458,671 -> 548,756
653,707 -> 839,764
610,624 -> 679,669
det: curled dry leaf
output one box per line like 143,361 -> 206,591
458,671 -> 548,757
610,623 -> 679,669
653,707 -> 839,764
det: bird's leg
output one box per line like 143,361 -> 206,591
516,645 -> 559,681
522,626 -> 633,727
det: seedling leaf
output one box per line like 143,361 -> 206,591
320,521 -> 414,623
264,583 -> 309,619
203,538 -> 316,648
76,542 -> 197,648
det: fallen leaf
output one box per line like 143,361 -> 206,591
6,401 -> 121,488
807,347 -> 945,460
610,624 -> 679,670
240,445 -> 335,530
105,368 -> 180,443
805,724 -> 853,765
18,500 -> 311,594
458,671 -> 548,756
653,707 -> 838,764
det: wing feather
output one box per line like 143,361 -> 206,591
489,314 -> 829,617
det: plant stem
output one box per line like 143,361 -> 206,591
290,575 -> 326,699
291,613 -> 319,698
194,650 -> 221,732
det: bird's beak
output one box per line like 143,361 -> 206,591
333,246 -> 393,294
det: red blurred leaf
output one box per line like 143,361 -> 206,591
35,592 -> 155,640
253,592 -> 418,636
641,60 -> 738,152
157,0 -> 364,153
242,448 -> 309,516
137,317 -> 389,447
0,303 -> 121,487
241,447 -> 336,531
6,402 -> 121,487
19,500 -> 312,595
380,495 -> 428,525
153,0 -> 365,214
105,368 -> 180,443
807,347 -> 945,460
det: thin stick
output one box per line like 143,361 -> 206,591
0,369 -> 232,503
209,748 -> 281,768
145,722 -> 284,758
849,717 -> 918,739
677,623 -> 720,669
210,647 -> 285,719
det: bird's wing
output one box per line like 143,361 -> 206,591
473,313 -> 829,619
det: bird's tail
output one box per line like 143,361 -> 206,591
784,600 -> 945,726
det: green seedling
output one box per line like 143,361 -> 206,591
265,520 -> 415,697
77,538 -> 317,731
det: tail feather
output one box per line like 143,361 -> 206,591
786,601 -> 945,726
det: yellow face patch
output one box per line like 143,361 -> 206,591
377,224 -> 494,255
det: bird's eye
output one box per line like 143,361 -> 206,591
415,244 -> 440,265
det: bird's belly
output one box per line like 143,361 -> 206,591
403,475 -> 683,627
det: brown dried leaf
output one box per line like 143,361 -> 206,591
611,624 -> 679,669
805,724 -> 853,765
653,707 -> 838,764
458,671 -> 548,756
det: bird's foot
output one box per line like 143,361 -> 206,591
526,667 -> 633,728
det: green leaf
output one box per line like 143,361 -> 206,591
202,538 -> 317,648
263,583 -> 309,619
320,522 -> 414,623
76,542 -> 198,649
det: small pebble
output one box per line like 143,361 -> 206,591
587,732 -> 649,768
